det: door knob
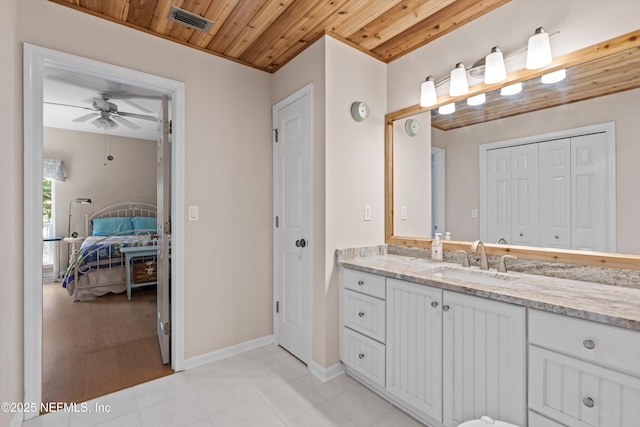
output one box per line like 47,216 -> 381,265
295,238 -> 307,248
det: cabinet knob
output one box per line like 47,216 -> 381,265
519,232 -> 524,237
583,397 -> 595,408
431,301 -> 439,308
358,353 -> 365,359
442,305 -> 450,312
357,280 -> 364,286
583,339 -> 596,350
358,311 -> 365,318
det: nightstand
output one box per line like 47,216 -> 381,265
120,245 -> 158,300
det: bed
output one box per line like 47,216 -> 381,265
62,202 -> 158,301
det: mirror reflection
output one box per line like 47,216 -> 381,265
391,45 -> 640,255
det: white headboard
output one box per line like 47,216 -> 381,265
85,202 -> 157,236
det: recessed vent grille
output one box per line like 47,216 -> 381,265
168,5 -> 214,32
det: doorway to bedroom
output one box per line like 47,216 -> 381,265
24,45 -> 186,418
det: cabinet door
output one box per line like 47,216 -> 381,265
529,345 -> 640,427
442,291 -> 526,427
539,138 -> 571,249
486,148 -> 511,244
510,143 -> 539,246
386,278 -> 443,421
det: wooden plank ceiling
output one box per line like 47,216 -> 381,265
431,45 -> 640,130
48,0 -> 510,73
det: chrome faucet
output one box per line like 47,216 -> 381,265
470,240 -> 489,270
455,250 -> 470,267
498,255 -> 518,273
495,237 -> 508,244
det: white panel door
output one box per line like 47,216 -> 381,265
442,291 -> 526,427
386,278 -> 443,422
571,133 -> 609,251
539,139 -> 571,248
273,87 -> 311,363
156,95 -> 170,364
486,149 -> 511,244
510,144 -> 539,246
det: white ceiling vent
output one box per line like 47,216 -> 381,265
168,5 -> 214,32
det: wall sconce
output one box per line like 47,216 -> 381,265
438,103 -> 456,115
418,27 -> 558,112
541,68 -> 566,84
526,27 -> 552,69
484,47 -> 507,84
449,63 -> 469,96
68,197 -> 92,237
420,76 -> 438,107
500,82 -> 523,96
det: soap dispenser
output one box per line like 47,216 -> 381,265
432,233 -> 443,262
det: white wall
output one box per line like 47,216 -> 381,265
14,0 -> 273,365
0,0 -> 22,425
44,128 -> 157,261
433,88 -> 640,254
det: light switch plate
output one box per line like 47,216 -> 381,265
471,208 -> 478,218
364,205 -> 372,221
401,206 -> 407,220
189,205 -> 199,221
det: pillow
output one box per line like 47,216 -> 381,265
92,217 -> 133,236
131,216 -> 157,233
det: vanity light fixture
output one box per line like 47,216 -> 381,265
526,27 -> 552,69
484,47 -> 507,84
449,63 -> 469,96
500,82 -> 523,96
467,93 -> 486,106
420,76 -> 438,107
438,103 -> 456,115
541,68 -> 567,84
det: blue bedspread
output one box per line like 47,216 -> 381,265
63,235 -> 157,290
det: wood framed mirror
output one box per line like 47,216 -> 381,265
385,29 -> 640,270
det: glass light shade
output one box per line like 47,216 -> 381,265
526,27 -> 552,69
467,93 -> 486,106
449,63 -> 469,96
438,103 -> 456,115
484,47 -> 507,84
500,82 -> 522,96
541,68 -> 566,84
420,76 -> 438,107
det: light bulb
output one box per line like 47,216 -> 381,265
438,103 -> 456,115
484,47 -> 507,84
500,82 -> 522,96
541,69 -> 566,84
420,76 -> 437,107
449,63 -> 469,96
467,93 -> 486,106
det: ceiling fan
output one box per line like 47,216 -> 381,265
45,93 -> 157,130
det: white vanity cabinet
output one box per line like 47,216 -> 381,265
340,268 -> 386,387
386,278 -> 443,421
442,291 -> 526,427
528,309 -> 640,427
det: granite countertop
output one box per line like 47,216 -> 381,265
338,253 -> 640,332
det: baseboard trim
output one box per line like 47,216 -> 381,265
184,335 -> 274,370
309,360 -> 345,383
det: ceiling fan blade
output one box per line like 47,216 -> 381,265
44,101 -> 95,111
117,111 -> 158,122
73,112 -> 100,123
121,98 -> 155,113
112,115 -> 141,130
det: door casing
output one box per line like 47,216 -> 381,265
23,44 -> 186,419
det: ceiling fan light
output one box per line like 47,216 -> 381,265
449,63 -> 469,96
420,76 -> 438,107
484,47 -> 507,84
526,27 -> 552,70
467,93 -> 486,106
438,103 -> 456,115
500,82 -> 523,96
541,68 -> 567,84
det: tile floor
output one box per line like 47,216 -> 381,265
23,344 -> 426,427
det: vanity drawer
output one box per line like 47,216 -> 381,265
342,327 -> 385,387
529,309 -> 640,376
528,411 -> 565,427
343,268 -> 386,300
529,345 -> 640,427
343,289 -> 385,343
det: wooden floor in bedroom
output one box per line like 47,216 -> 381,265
42,281 -> 173,405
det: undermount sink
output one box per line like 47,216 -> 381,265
429,266 -> 519,287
